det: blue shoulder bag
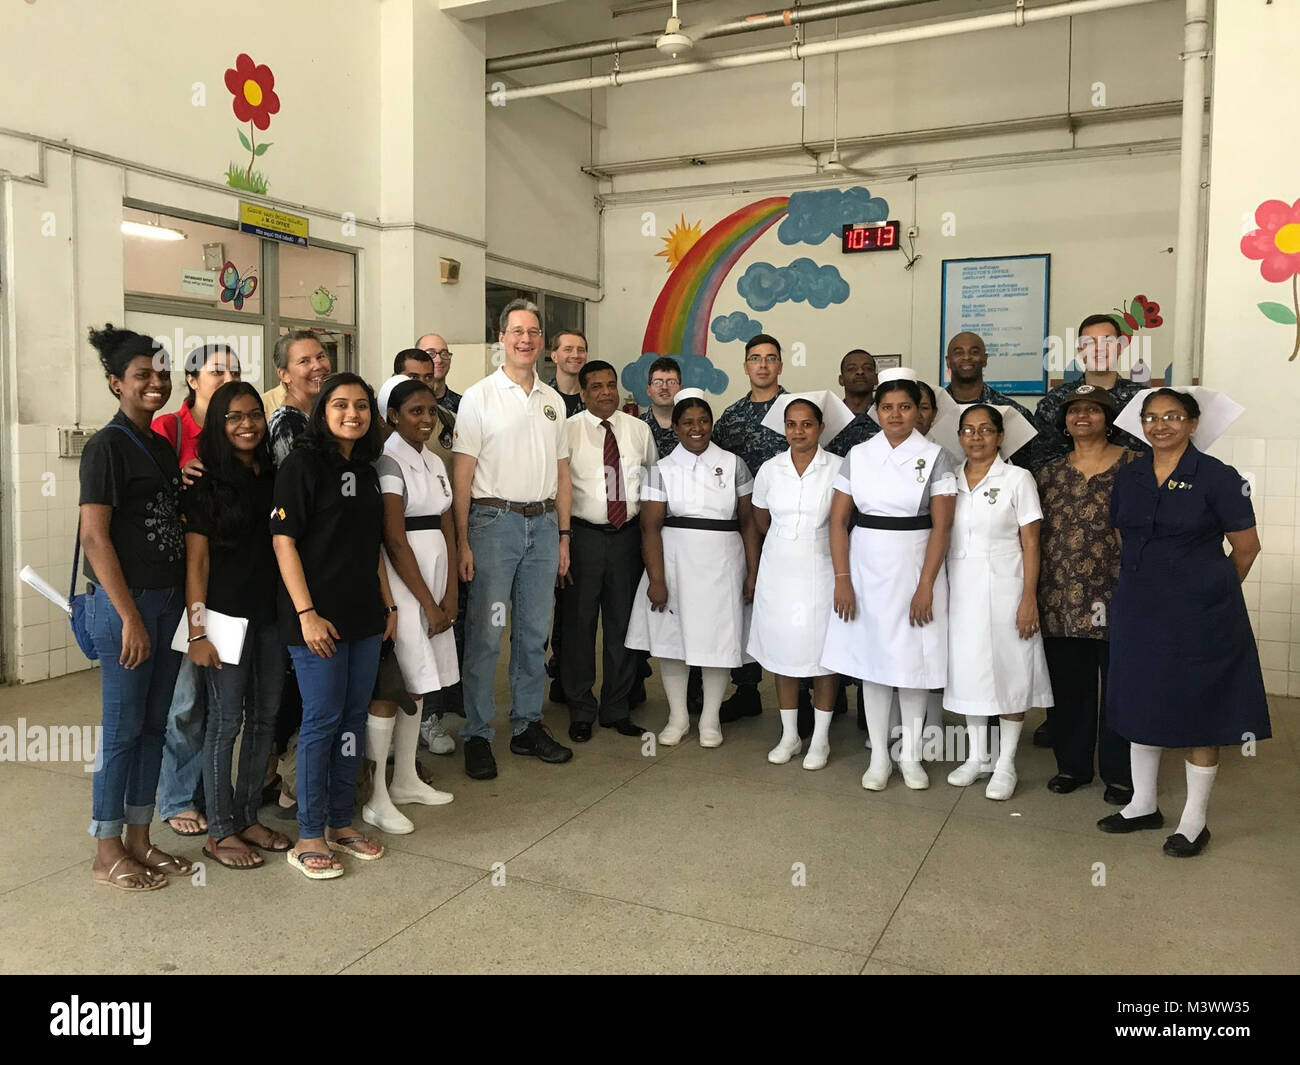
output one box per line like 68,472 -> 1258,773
69,424 -> 180,660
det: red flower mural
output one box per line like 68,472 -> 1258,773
1241,198 -> 1300,360
222,54 -> 280,194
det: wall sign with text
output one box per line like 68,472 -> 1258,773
940,254 -> 1050,395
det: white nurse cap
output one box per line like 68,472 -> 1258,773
1113,386 -> 1244,451
760,390 -> 856,444
876,366 -> 919,385
377,373 -> 417,417
672,387 -> 709,406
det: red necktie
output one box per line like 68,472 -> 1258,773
601,419 -> 627,529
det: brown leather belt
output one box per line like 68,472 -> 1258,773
472,497 -> 556,517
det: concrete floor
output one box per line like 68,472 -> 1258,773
1,666 -> 1297,974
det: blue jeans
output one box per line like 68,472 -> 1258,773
289,636 -> 382,839
201,622 -> 286,840
87,585 -> 184,839
157,656 -> 207,820
461,504 -> 558,742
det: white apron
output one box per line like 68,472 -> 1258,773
944,458 -> 1054,716
820,431 -> 955,689
625,442 -> 753,668
747,447 -> 840,677
378,434 -> 460,694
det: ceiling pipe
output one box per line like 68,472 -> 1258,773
489,0 -> 1168,103
1171,0 -> 1209,386
485,0 -> 938,73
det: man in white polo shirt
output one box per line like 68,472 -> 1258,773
452,298 -> 574,780
558,359 -> 657,744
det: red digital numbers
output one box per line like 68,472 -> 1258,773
842,221 -> 900,253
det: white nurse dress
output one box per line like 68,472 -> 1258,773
376,434 -> 460,693
747,446 -> 840,677
819,430 -> 956,689
943,457 -> 1053,716
625,441 -> 754,668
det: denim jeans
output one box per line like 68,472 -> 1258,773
157,656 -> 207,820
201,621 -> 286,840
289,636 -> 382,839
461,504 -> 558,742
87,585 -> 184,839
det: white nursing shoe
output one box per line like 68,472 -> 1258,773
768,736 -> 803,764
898,760 -> 929,790
861,759 -> 893,791
362,802 -> 414,835
985,766 -> 1017,801
947,758 -> 992,787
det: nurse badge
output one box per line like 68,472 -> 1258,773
914,457 -> 927,483
713,466 -> 725,488
985,487 -> 1000,504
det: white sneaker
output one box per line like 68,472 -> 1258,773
947,758 -> 993,787
802,741 -> 830,771
420,715 -> 456,755
767,735 -> 802,764
861,759 -> 893,791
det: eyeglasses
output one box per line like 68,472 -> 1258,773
1140,412 -> 1189,424
649,378 -> 680,389
223,409 -> 266,426
504,328 -> 544,339
745,354 -> 781,364
958,425 -> 1000,437
423,349 -> 452,360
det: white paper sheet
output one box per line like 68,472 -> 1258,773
170,609 -> 249,666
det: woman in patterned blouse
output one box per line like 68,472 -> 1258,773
1034,385 -> 1137,805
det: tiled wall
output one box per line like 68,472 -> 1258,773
11,424 -> 97,683
8,423 -> 1299,696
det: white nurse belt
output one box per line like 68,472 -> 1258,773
930,403 -> 1038,462
760,390 -> 856,444
1113,387 -> 1244,451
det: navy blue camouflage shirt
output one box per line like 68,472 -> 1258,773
712,387 -> 790,473
640,408 -> 680,459
826,408 -> 880,457
946,383 -> 1037,469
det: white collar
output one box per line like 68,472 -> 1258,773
494,365 -> 545,396
384,430 -> 433,472
668,440 -> 725,469
958,455 -> 1007,492
781,446 -> 829,475
579,408 -> 621,429
868,429 -> 931,466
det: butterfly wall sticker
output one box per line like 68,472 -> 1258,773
219,260 -> 258,310
1109,294 -> 1162,337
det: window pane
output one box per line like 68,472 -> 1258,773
279,244 -> 356,325
124,310 -> 264,398
277,326 -> 356,377
123,207 -> 263,315
486,282 -> 538,342
544,295 -> 585,342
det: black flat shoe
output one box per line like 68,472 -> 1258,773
510,722 -> 573,763
568,721 -> 593,743
1163,827 -> 1210,857
601,718 -> 645,737
1032,720 -> 1052,748
718,685 -> 762,723
1097,809 -> 1164,833
1047,773 -> 1088,794
1103,785 -> 1133,806
464,736 -> 498,780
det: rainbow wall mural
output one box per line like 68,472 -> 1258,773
640,196 -> 790,360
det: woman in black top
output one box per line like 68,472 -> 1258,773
271,373 -> 397,879
79,325 -> 192,891
183,382 -> 292,868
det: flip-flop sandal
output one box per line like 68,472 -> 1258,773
287,850 -> 343,880
327,835 -> 385,861
240,828 -> 291,853
140,846 -> 194,877
203,839 -> 265,870
166,816 -> 207,837
94,855 -> 167,892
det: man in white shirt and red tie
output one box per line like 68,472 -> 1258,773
558,360 -> 657,742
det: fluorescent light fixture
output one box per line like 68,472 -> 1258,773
121,220 -> 186,241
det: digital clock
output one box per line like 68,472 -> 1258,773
842,221 -> 902,253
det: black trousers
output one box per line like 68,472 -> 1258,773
557,521 -> 643,723
1043,637 -> 1131,789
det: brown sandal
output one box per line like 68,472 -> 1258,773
202,838 -> 265,870
94,855 -> 167,892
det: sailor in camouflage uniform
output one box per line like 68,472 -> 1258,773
639,356 -> 684,459
944,332 -> 1037,469
710,333 -> 789,721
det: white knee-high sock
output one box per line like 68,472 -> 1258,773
996,718 -> 1023,770
1121,742 -> 1162,819
1175,761 -> 1217,840
699,666 -> 729,736
861,681 -> 893,771
965,718 -> 991,766
390,706 -> 429,792
897,687 -> 928,764
365,713 -> 397,809
808,708 -> 832,754
659,658 -> 689,741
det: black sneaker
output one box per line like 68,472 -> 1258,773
718,685 -> 762,723
464,736 -> 498,780
509,722 -> 573,763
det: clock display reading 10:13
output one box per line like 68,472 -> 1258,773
841,221 -> 902,253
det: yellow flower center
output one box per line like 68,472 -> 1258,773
1275,223 -> 1300,255
243,80 -> 263,107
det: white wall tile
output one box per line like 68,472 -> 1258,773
1290,614 -> 1300,640
1236,438 -> 1268,466
1260,555 -> 1293,584
1265,439 -> 1297,466
1259,611 -> 1290,641
1259,525 -> 1290,551
1261,583 -> 1292,613
1262,669 -> 1286,694
1263,497 -> 1296,526
47,621 -> 67,650
15,424 -> 45,455
1289,644 -> 1300,671
1288,672 -> 1300,698
1258,640 -> 1289,670
17,653 -> 49,683
1241,581 -> 1261,609
1265,466 -> 1297,496
17,624 -> 50,656
47,647 -> 66,678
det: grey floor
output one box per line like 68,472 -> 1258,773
1,665 -> 1297,974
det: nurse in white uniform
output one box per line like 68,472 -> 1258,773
625,389 -> 760,748
944,403 -> 1053,800
748,392 -> 853,770
364,376 -> 457,834
821,370 -> 957,792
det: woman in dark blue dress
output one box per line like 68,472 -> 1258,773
1100,389 -> 1268,857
